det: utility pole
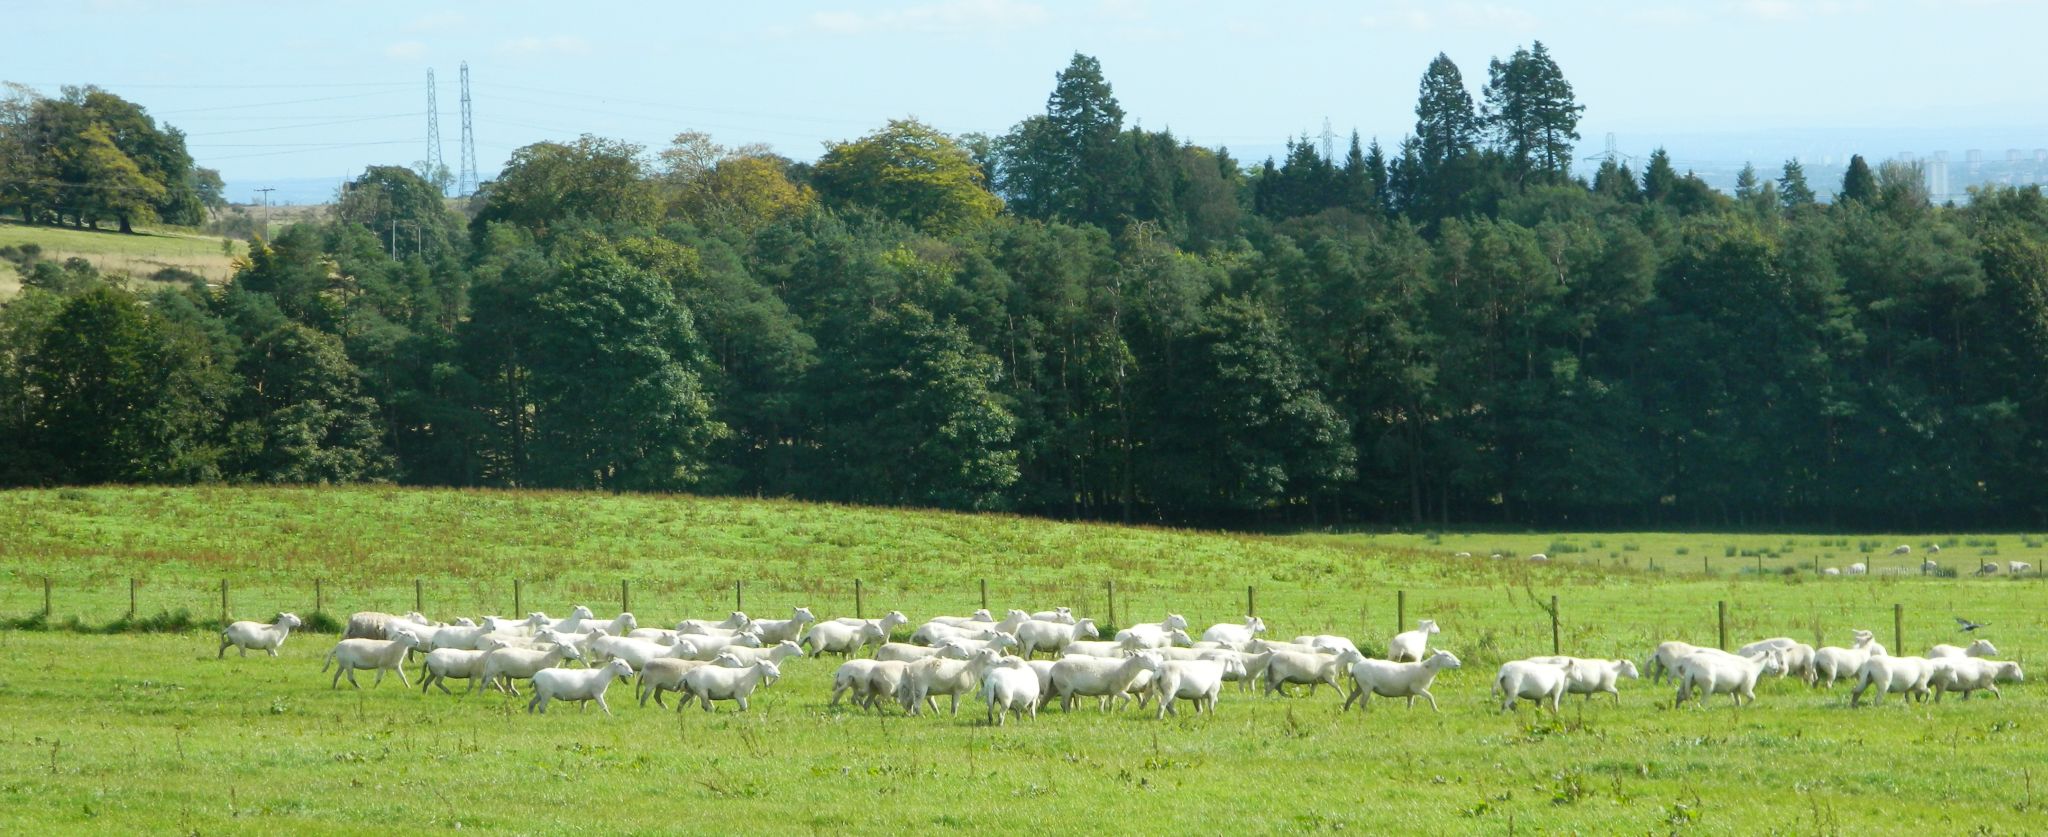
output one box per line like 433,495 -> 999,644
254,187 -> 275,235
1320,116 -> 1336,162
457,61 -> 478,197
425,68 -> 445,195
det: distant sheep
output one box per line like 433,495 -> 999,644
1928,640 -> 1998,659
2010,561 -> 2033,575
1846,563 -> 1867,575
1342,649 -> 1462,712
1388,619 -> 1441,663
1200,616 -> 1267,647
1494,659 -> 1572,713
218,612 -> 303,658
1850,656 -> 1935,707
1928,658 -> 2023,701
527,659 -> 635,715
323,631 -> 423,689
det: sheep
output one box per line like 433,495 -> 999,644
856,661 -> 915,713
1341,649 -> 1462,712
481,613 -> 549,637
802,620 -> 887,658
323,630 -> 423,689
943,631 -> 1021,657
1929,544 -> 1942,553
547,605 -> 597,632
829,659 -> 884,709
1891,544 -> 1911,556
980,656 -> 1042,725
1822,567 -> 1841,576
418,648 -> 492,695
716,640 -> 806,667
1921,560 -> 1940,574
1388,619 -> 1441,663
1977,563 -> 2001,576
1117,627 -> 1192,651
1200,616 -> 1267,647
1812,632 -> 1885,688
1495,659 -> 1573,713
925,609 -> 995,628
1049,652 -> 1158,711
1736,638 -> 1818,684
425,623 -> 499,651
675,612 -> 751,635
680,659 -> 783,712
897,649 -> 995,716
1015,618 -> 1101,658
669,632 -> 764,661
588,634 -> 687,671
1522,656 -> 1639,704
1645,641 -> 1703,684
911,620 -> 1005,646
1850,656 -> 1937,707
638,653 -> 746,709
1528,553 -> 1549,562
1135,655 -> 1233,718
1846,562 -> 1868,575
473,637 -> 582,697
1058,640 -> 1128,658
875,641 -> 975,663
1115,614 -> 1191,647
218,612 -> 303,658
527,659 -> 636,715
1674,648 -> 1784,708
1928,639 -> 1999,658
343,611 -> 416,641
1454,552 -> 1472,558
1199,649 -> 1265,692
542,627 -> 611,661
1028,607 -> 1076,624
574,613 -> 639,638
1296,635 -> 1360,656
1262,649 -> 1346,697
2010,561 -> 2033,575
1928,658 -> 2023,701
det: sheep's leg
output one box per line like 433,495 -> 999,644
372,667 -> 386,688
267,647 -> 278,657
596,695 -> 611,717
347,668 -> 362,689
1422,690 -> 1439,713
1340,687 -> 1358,712
331,667 -> 344,689
392,665 -> 412,689
435,678 -> 454,696
948,694 -> 959,716
218,640 -> 229,659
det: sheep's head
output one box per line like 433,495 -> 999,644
615,613 -> 638,631
1999,662 -> 2025,682
673,639 -> 701,657
568,605 -> 594,619
1163,613 -> 1188,631
1006,609 -> 1031,621
1616,660 -> 1641,679
970,608 -> 993,622
391,629 -> 423,649
1334,648 -> 1366,666
774,640 -> 806,659
1427,650 -> 1463,670
936,641 -> 974,660
792,606 -> 816,623
605,659 -> 634,678
588,627 -> 609,639
452,617 -> 477,627
758,660 -> 783,685
1969,640 -> 1999,656
726,611 -> 751,627
1419,619 -> 1440,635
712,651 -> 746,668
734,633 -> 764,648
1167,628 -> 1193,647
1246,616 -> 1267,634
526,612 -> 550,626
277,612 -> 303,629
972,647 -> 1002,667
1076,619 -> 1100,639
1758,650 -> 1787,676
880,610 -> 909,629
1117,634 -> 1148,651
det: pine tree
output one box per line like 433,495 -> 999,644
1413,54 -> 1480,172
1482,41 -> 1583,183
1364,138 -> 1391,213
1840,154 -> 1877,205
1779,159 -> 1817,211
1641,148 -> 1677,202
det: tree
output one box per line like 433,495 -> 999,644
1779,159 -> 1817,211
336,165 -> 463,260
227,322 -> 393,483
470,135 -> 660,238
996,53 -> 1129,228
1641,148 -> 1677,203
1840,154 -> 1877,205
814,118 -> 1003,234
1414,54 -> 1481,171
1482,41 -> 1584,183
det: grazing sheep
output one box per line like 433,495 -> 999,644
1928,640 -> 1999,658
980,656 -> 1042,725
802,620 -> 886,658
527,659 -> 635,715
669,632 -> 764,661
1528,553 -> 1549,562
1341,649 -> 1462,712
897,649 -> 996,716
1846,563 -> 1867,575
1135,655 -> 1233,719
1674,648 -> 1784,708
1388,619 -> 1441,663
1822,567 -> 1841,576
925,609 -> 995,628
716,640 -> 806,667
1049,652 -> 1157,712
1522,656 -> 1639,704
1453,552 -> 1472,558
1115,614 -> 1191,647
1850,656 -> 1936,707
1200,617 -> 1267,647
1891,544 -> 1911,556
1495,659 -> 1573,713
1015,618 -> 1101,658
1929,544 -> 1942,553
1928,658 -> 2023,701
418,648 -> 491,695
1921,560 -> 1940,574
218,612 -> 303,658
1262,650 -> 1347,697
473,636 -> 582,697
2010,561 -> 2033,575
1812,632 -> 1885,688
323,631 -> 423,689
1028,607 -> 1076,624
680,660 -> 782,712
638,654 -> 746,709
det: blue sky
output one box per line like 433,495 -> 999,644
11,0 -> 2047,202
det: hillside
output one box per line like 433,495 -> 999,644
0,221 -> 243,299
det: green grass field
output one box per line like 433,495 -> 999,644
0,220 -> 242,299
2,486 -> 2045,833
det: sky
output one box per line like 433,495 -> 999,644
10,0 -> 2048,203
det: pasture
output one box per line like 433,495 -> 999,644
0,220 -> 242,298
2,486 -> 2045,833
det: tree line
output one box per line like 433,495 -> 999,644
6,47 -> 2048,530
0,84 -> 224,232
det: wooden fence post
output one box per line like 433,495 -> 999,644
1550,594 -> 1560,655
1245,585 -> 1255,618
43,576 -> 52,615
1107,580 -> 1116,627
1894,603 -> 1904,654
129,577 -> 137,618
1756,554 -> 1764,576
1703,555 -> 1711,575
513,578 -> 522,616
855,579 -> 864,620
220,579 -> 229,623
315,578 -> 323,615
735,580 -> 743,612
414,578 -> 423,614
1396,589 -> 1406,633
621,579 -> 630,614
980,578 -> 988,611
1716,600 -> 1728,651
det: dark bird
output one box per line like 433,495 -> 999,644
1956,616 -> 1988,633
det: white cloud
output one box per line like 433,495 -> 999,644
807,0 -> 1050,35
384,41 -> 428,61
403,12 -> 466,33
497,35 -> 592,57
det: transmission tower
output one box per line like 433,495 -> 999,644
1319,117 -> 1336,162
424,69 -> 444,194
457,61 -> 478,197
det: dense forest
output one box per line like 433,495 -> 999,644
5,46 -> 2048,530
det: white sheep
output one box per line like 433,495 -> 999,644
1028,607 -> 1076,624
1200,616 -> 1267,647
218,612 -> 303,658
1921,560 -> 1940,574
911,619 -> 1017,646
1115,614 -> 1191,647
1812,631 -> 1886,688
669,632 -> 764,661
1849,656 -> 1936,706
1117,627 -> 1192,651
472,636 -> 582,696
1928,658 -> 2023,701
925,609 -> 995,628
638,653 -> 746,709
323,630 -> 423,689
1135,655 -> 1233,718
897,649 -> 995,715
1846,562 -> 1868,575
1822,567 -> 1841,576
419,648 -> 491,695
2010,561 -> 2033,575
481,613 -> 549,638
1388,619 -> 1441,663
874,641 -> 974,663
801,620 -> 887,657
588,634 -> 686,671
1341,649 -> 1462,712
1522,655 -> 1640,704
1058,640 -> 1128,658
1928,639 -> 1999,658
1645,640 -> 1702,684
343,611 -> 416,640
680,660 -> 782,712
1454,552 -> 1472,558
1296,634 -> 1360,656
1977,563 -> 2001,576
1049,652 -> 1157,711
426,622 -> 499,651
980,656 -> 1042,725
675,611 -> 751,634
1015,618 -> 1100,658
1495,659 -> 1573,713
1248,638 -> 1326,656
1674,648 -> 1784,708
716,640 -> 806,667
1528,553 -> 1550,562
856,661 -> 915,713
527,658 -> 635,715
1891,544 -> 1911,556
943,632 -> 1021,657
1735,637 -> 1817,684
829,659 -> 884,709
1261,649 -> 1346,697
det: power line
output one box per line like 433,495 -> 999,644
187,113 -> 418,136
458,62 -> 477,197
425,68 -> 444,192
157,89 -> 406,115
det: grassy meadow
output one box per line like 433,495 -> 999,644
2,486 -> 2045,833
0,220 -> 243,299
